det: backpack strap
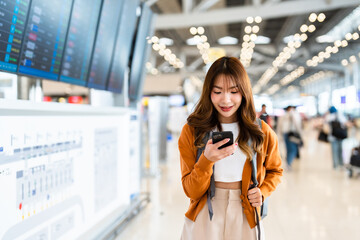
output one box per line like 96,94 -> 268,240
251,118 -> 264,240
251,119 -> 269,219
196,132 -> 216,220
250,118 -> 261,187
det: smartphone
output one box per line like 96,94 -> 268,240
212,131 -> 234,149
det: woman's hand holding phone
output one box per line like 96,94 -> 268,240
203,138 -> 238,162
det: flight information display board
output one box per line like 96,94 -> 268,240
128,3 -> 154,101
0,102 -> 132,240
18,0 -> 73,80
59,0 -> 102,86
87,0 -> 124,90
0,0 -> 31,73
107,0 -> 139,93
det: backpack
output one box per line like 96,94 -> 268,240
350,146 -> 360,168
331,115 -> 347,140
259,113 -> 269,124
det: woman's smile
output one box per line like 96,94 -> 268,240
219,106 -> 233,112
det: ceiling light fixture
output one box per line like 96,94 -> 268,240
353,32 -> 359,40
300,71 -> 334,87
300,24 -> 308,33
253,12 -> 327,94
159,37 -> 174,46
218,36 -> 238,45
253,35 -> 270,44
150,35 -> 184,69
197,27 -> 205,35
189,27 -> 211,64
255,16 -> 262,23
246,16 -> 254,24
308,24 -> 316,32
317,13 -> 326,22
266,84 -> 280,95
345,33 -> 353,40
190,27 -> 197,35
309,13 -> 317,22
316,35 -> 334,43
307,28 -> 360,68
349,55 -> 357,63
146,62 -> 159,75
240,23 -> 261,67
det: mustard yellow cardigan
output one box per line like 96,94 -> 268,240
178,120 -> 283,228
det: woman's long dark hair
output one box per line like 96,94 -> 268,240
187,57 -> 264,158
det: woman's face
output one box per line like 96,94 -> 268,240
210,74 -> 242,123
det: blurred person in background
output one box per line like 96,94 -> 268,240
325,106 -> 348,169
258,104 -> 272,128
277,106 -> 303,170
178,57 -> 283,240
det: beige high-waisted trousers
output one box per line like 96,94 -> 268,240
181,188 -> 264,240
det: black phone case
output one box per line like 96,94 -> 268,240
212,131 -> 233,149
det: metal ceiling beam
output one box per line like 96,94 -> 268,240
155,0 -> 360,29
247,64 -> 272,73
182,0 -> 193,13
273,15 -> 305,48
252,0 -> 261,7
146,0 -> 158,6
193,0 -> 220,12
188,57 -> 205,71
264,0 -> 281,4
312,63 -> 346,72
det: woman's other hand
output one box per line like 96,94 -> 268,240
247,187 -> 262,207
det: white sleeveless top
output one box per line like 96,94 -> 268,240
214,123 -> 246,182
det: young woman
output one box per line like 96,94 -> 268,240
178,57 -> 283,240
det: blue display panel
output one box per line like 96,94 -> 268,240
18,0 -> 73,80
87,0 -> 124,90
59,0 -> 101,86
107,0 -> 139,93
128,3 -> 154,101
0,0 -> 31,73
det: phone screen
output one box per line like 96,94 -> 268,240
212,131 -> 234,149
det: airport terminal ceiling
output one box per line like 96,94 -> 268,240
147,0 -> 360,96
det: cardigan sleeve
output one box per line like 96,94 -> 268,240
178,124 -> 215,200
259,122 -> 283,200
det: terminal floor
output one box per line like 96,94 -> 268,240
116,126 -> 360,240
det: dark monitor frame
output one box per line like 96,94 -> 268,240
106,0 -> 140,94
86,0 -> 125,91
128,3 -> 154,103
58,0 -> 103,87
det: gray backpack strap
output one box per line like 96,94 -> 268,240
251,119 -> 264,240
196,132 -> 215,220
196,132 -> 210,162
250,118 -> 262,186
251,119 -> 269,219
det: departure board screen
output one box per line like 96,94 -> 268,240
59,0 -> 101,86
129,3 -> 154,101
18,0 -> 73,80
107,0 -> 139,93
0,0 -> 31,73
87,0 -> 124,90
